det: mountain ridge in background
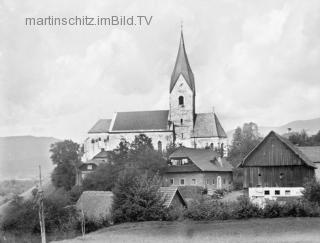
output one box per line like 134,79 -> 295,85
0,136 -> 60,180
227,117 -> 320,140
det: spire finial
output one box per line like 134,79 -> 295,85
180,20 -> 183,32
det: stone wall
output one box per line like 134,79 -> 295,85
169,76 -> 195,146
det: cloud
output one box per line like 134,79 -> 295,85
1,0 -> 320,141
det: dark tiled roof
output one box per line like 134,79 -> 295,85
170,31 -> 195,93
76,191 -> 113,220
191,113 -> 227,138
240,131 -> 317,168
297,146 -> 320,163
169,147 -> 233,172
159,187 -> 187,208
93,149 -> 110,159
88,119 -> 111,133
111,110 -> 170,132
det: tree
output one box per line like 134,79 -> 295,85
288,130 -> 320,146
82,163 -> 119,191
50,140 -> 81,190
228,123 -> 262,189
228,122 -> 261,166
111,172 -> 166,223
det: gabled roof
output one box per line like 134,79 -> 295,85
111,110 -> 170,132
239,131 -> 317,168
76,191 -> 113,220
170,31 -> 195,93
93,149 -> 110,159
168,147 -> 233,172
159,187 -> 187,208
88,119 -> 112,133
191,113 -> 227,138
297,146 -> 320,163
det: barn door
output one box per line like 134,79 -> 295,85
217,176 -> 222,189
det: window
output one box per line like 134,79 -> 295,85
210,143 -> 214,149
285,190 -> 291,196
264,190 -> 270,195
87,165 -> 93,170
212,178 -> 215,184
170,178 -> 174,185
178,96 -> 184,105
180,118 -> 183,125
192,179 -> 197,185
180,179 -> 185,185
206,179 -> 210,185
157,141 -> 162,152
223,178 -> 226,184
181,133 -> 184,139
280,172 -> 284,180
275,190 -> 280,195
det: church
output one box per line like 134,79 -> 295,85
82,30 -> 228,162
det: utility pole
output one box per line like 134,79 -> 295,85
38,165 -> 46,243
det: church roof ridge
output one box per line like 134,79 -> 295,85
170,31 -> 195,93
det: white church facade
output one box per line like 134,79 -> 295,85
82,31 -> 228,162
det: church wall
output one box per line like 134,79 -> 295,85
169,76 -> 194,145
192,137 -> 229,156
107,131 -> 174,152
83,133 -> 109,161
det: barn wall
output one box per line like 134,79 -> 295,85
245,133 -> 303,167
243,166 -> 315,188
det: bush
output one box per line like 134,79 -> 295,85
303,179 -> 320,204
233,196 -> 262,219
111,172 -> 167,224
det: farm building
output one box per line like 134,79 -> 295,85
239,131 -> 316,189
76,191 -> 113,222
297,146 -> 320,180
160,187 -> 187,208
165,147 -> 233,190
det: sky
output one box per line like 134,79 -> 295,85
1,0 -> 320,142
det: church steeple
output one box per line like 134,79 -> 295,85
170,30 -> 195,94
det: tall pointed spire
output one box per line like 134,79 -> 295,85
170,28 -> 195,93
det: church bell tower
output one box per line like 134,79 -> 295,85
169,30 -> 195,146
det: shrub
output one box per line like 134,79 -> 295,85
111,172 -> 167,224
303,179 -> 320,204
233,196 -> 262,219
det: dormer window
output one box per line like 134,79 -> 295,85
178,96 -> 184,105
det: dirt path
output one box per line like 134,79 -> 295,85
54,217 -> 320,243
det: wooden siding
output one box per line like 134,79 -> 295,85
243,166 -> 314,188
245,133 -> 303,167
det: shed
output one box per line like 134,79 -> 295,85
159,187 -> 187,208
297,146 -> 320,180
76,191 -> 113,222
239,131 -> 316,188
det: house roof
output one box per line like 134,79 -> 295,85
297,146 -> 320,163
111,110 -> 170,132
159,187 -> 186,207
239,131 -> 317,168
192,113 -> 227,138
170,31 -> 195,93
88,119 -> 112,133
76,191 -> 113,220
168,147 -> 233,172
93,149 -> 110,159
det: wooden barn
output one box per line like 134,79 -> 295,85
239,131 -> 316,188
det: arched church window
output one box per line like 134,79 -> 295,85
180,118 -> 183,125
178,96 -> 184,105
158,141 -> 162,152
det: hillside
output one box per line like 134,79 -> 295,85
227,117 -> 320,140
0,136 -> 60,180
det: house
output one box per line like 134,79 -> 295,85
82,30 -> 228,162
160,187 -> 187,208
239,131 -> 316,189
297,146 -> 320,180
76,148 -> 111,185
76,191 -> 113,222
165,147 -> 233,190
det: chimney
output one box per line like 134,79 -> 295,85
217,156 -> 223,167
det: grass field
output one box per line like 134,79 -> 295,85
55,217 -> 320,243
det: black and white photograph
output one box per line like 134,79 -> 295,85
1,0 -> 320,242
